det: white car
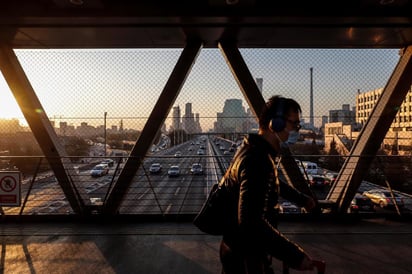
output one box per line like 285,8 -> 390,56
149,163 -> 162,174
90,163 -> 109,177
101,158 -> 114,167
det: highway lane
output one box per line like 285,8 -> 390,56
115,136 -> 222,214
4,135 -> 410,216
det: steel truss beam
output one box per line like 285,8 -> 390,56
0,44 -> 88,214
103,40 -> 203,214
327,46 -> 412,213
218,41 -> 318,206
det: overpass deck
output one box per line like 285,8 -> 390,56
1,217 -> 411,274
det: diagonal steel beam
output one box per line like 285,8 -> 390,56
219,41 -> 317,201
104,40 -> 203,214
218,40 -> 266,117
327,46 -> 412,213
0,44 -> 89,214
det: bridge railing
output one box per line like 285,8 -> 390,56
1,153 -> 411,218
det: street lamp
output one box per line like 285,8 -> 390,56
104,112 -> 107,157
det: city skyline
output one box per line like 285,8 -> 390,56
0,95 -> 358,137
0,48 -> 400,131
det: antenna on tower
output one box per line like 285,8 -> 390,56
310,67 -> 314,129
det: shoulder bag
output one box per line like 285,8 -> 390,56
193,178 -> 232,235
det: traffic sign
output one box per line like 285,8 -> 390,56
0,171 -> 21,206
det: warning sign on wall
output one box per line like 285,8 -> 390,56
0,171 -> 21,206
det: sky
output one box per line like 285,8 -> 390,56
0,48 -> 401,131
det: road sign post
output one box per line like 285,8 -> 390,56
0,171 -> 21,206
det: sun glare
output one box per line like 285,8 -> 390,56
0,91 -> 23,119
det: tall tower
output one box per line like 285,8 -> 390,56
119,119 -> 124,132
171,105 -> 181,131
182,102 -> 195,133
217,99 -> 246,133
256,77 -> 263,92
310,67 -> 314,129
185,102 -> 192,117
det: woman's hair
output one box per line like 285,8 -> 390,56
258,95 -> 302,130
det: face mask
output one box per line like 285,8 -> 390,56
286,130 -> 300,145
274,132 -> 289,152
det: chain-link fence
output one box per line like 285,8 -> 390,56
1,48 -> 411,217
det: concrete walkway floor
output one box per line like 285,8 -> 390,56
0,217 -> 411,274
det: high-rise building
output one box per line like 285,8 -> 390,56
171,105 -> 181,131
356,88 -> 382,126
185,102 -> 192,118
195,113 -> 202,133
182,102 -> 203,134
182,102 -> 195,133
324,86 -> 412,155
355,87 -> 412,130
255,77 -> 263,92
215,99 -> 247,133
329,104 -> 356,125
355,87 -> 412,153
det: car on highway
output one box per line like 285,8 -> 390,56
101,158 -> 114,167
149,163 -> 162,174
349,193 -> 375,213
223,150 -> 231,155
168,165 -> 180,177
197,149 -> 205,155
279,201 -> 303,214
301,161 -> 320,175
190,163 -> 203,175
307,174 -> 329,188
362,189 -> 404,209
90,163 -> 109,177
324,171 -> 338,185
